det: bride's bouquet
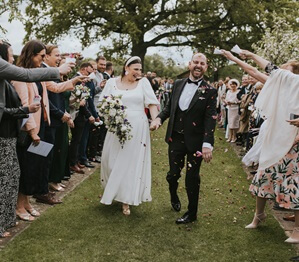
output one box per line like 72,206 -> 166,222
98,95 -> 132,148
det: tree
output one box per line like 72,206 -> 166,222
144,54 -> 185,78
0,0 -> 21,35
252,15 -> 299,65
4,0 -> 299,63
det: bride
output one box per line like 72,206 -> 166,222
99,56 -> 159,215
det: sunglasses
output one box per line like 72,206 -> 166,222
37,53 -> 46,59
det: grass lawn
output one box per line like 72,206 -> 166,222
0,125 -> 296,262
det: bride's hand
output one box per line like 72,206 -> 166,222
150,118 -> 161,131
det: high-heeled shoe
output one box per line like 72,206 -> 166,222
245,212 -> 267,229
122,204 -> 130,216
285,227 -> 299,243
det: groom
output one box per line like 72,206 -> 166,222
150,53 -> 217,224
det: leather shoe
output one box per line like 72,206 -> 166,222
80,161 -> 95,168
77,163 -> 85,169
171,201 -> 181,212
62,175 -> 71,180
283,215 -> 295,222
70,165 -> 85,174
175,214 -> 197,224
35,193 -> 62,205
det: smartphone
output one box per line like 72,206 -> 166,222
66,57 -> 76,64
290,113 -> 299,120
33,95 -> 41,103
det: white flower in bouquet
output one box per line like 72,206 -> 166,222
98,94 -> 133,148
109,108 -> 117,117
75,90 -> 81,96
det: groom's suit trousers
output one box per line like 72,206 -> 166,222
167,132 -> 202,218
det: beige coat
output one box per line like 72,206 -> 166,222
13,80 -> 74,137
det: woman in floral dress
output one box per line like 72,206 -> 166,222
221,49 -> 299,243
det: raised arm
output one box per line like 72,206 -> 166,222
0,58 -> 59,82
0,58 -> 74,82
221,50 -> 268,84
239,50 -> 270,70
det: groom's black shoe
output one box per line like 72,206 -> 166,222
175,214 -> 197,224
171,201 -> 181,212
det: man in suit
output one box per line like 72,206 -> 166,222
151,53 -> 217,224
43,45 -> 74,191
88,61 -> 113,163
103,61 -> 114,80
76,63 -> 98,168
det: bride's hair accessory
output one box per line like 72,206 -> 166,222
125,56 -> 141,67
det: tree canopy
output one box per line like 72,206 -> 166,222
3,0 -> 299,63
252,15 -> 299,65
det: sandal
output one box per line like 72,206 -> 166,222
122,204 -> 130,216
26,208 -> 40,217
16,212 -> 35,221
0,232 -> 11,238
59,183 -> 66,188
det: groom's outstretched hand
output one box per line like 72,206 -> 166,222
202,147 -> 212,163
150,117 -> 162,131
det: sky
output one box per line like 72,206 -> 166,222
0,9 -> 193,66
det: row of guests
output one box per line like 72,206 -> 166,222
215,75 -> 264,149
0,40 -> 75,238
0,39 -> 111,237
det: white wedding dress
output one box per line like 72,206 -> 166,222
99,77 -> 159,206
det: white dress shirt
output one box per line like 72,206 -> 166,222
178,80 -> 213,151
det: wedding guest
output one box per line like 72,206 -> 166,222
225,79 -> 240,142
50,56 -> 73,181
0,41 -> 40,237
99,56 -> 159,215
221,49 -> 299,243
217,79 -> 226,127
69,63 -> 95,173
13,40 -> 86,219
103,61 -> 114,79
77,63 -> 98,168
43,45 -> 74,191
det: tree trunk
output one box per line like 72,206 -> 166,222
131,41 -> 147,68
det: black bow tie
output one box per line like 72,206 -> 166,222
187,78 -> 201,85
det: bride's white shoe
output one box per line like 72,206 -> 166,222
245,213 -> 267,229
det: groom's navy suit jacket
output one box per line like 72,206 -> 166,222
158,78 -> 217,152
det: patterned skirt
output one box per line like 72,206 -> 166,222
0,137 -> 20,236
249,142 -> 299,209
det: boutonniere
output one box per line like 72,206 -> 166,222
197,86 -> 208,97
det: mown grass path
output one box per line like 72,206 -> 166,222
0,125 -> 296,261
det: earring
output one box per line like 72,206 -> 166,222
125,71 -> 128,75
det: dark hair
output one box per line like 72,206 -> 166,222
46,44 -> 59,55
17,40 -> 46,68
106,61 -> 113,71
96,55 -> 106,62
0,41 -> 11,62
121,57 -> 142,78
79,62 -> 93,70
